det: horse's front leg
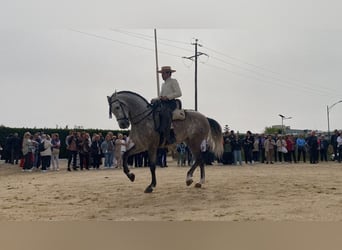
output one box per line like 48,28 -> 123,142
122,152 -> 135,182
144,161 -> 156,193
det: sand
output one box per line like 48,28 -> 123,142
0,159 -> 342,221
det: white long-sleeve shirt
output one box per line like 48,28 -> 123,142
160,77 -> 182,100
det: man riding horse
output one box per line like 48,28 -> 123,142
152,66 -> 182,145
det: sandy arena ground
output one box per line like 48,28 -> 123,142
0,158 -> 342,221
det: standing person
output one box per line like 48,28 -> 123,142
319,135 -> 329,162
91,134 -> 102,169
337,131 -> 342,163
40,134 -> 52,172
153,66 -> 182,145
296,134 -> 307,163
260,134 -> 266,163
114,133 -> 126,168
264,135 -> 276,164
276,135 -> 287,163
21,132 -> 36,171
252,134 -> 260,163
285,135 -> 296,163
10,133 -> 21,165
78,132 -> 91,170
231,134 -> 243,166
51,133 -> 61,171
243,131 -> 254,165
66,131 -> 78,171
307,131 -> 319,164
176,142 -> 186,166
101,134 -> 114,168
330,130 -> 339,161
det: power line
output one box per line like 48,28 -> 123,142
203,45 -> 337,94
69,29 -> 181,58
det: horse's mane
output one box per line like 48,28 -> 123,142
116,91 -> 151,107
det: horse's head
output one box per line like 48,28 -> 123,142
107,93 -> 130,129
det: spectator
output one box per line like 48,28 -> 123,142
243,131 -> 254,164
264,134 -> 276,164
330,129 -> 339,161
231,134 -> 243,166
115,133 -> 126,168
51,133 -> 61,171
101,134 -> 114,168
337,131 -> 342,163
276,135 -> 287,163
296,134 -> 306,163
66,131 -> 78,171
91,134 -> 102,169
78,132 -> 91,170
307,131 -> 319,164
252,134 -> 260,163
21,132 -> 36,172
10,133 -> 22,164
40,134 -> 52,172
176,142 -> 186,166
319,135 -> 329,162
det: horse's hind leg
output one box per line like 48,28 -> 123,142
186,159 -> 199,186
144,162 -> 157,193
195,162 -> 205,188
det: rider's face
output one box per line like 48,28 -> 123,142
161,71 -> 170,80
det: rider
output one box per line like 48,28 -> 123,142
154,66 -> 182,145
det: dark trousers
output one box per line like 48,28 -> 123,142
41,155 -> 51,170
92,154 -> 102,168
320,149 -> 328,162
159,100 -> 176,142
310,149 -> 318,164
80,152 -> 90,169
23,152 -> 33,170
297,147 -> 306,162
244,148 -> 253,163
67,150 -> 78,167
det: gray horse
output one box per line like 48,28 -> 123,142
107,91 -> 223,193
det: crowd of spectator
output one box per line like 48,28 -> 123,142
1,129 -> 342,173
220,129 -> 342,166
0,130 -> 167,172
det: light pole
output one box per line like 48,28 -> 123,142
279,114 -> 292,135
327,100 -> 342,136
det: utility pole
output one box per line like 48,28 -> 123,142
154,29 -> 160,96
183,39 -> 208,111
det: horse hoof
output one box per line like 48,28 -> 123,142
144,186 -> 153,193
128,173 -> 135,182
186,179 -> 193,186
194,183 -> 202,188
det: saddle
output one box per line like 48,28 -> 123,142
152,99 -> 186,133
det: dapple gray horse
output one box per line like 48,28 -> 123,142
108,91 -> 223,193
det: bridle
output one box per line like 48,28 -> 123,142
108,97 -> 154,125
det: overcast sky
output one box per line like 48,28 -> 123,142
1,1 -> 342,134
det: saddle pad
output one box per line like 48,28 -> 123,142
172,109 -> 185,120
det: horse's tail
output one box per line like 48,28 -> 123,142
206,117 -> 224,158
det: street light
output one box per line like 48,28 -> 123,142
279,114 -> 292,135
327,100 -> 342,136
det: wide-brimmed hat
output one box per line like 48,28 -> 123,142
157,66 -> 176,73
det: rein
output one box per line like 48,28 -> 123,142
108,98 -> 154,125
